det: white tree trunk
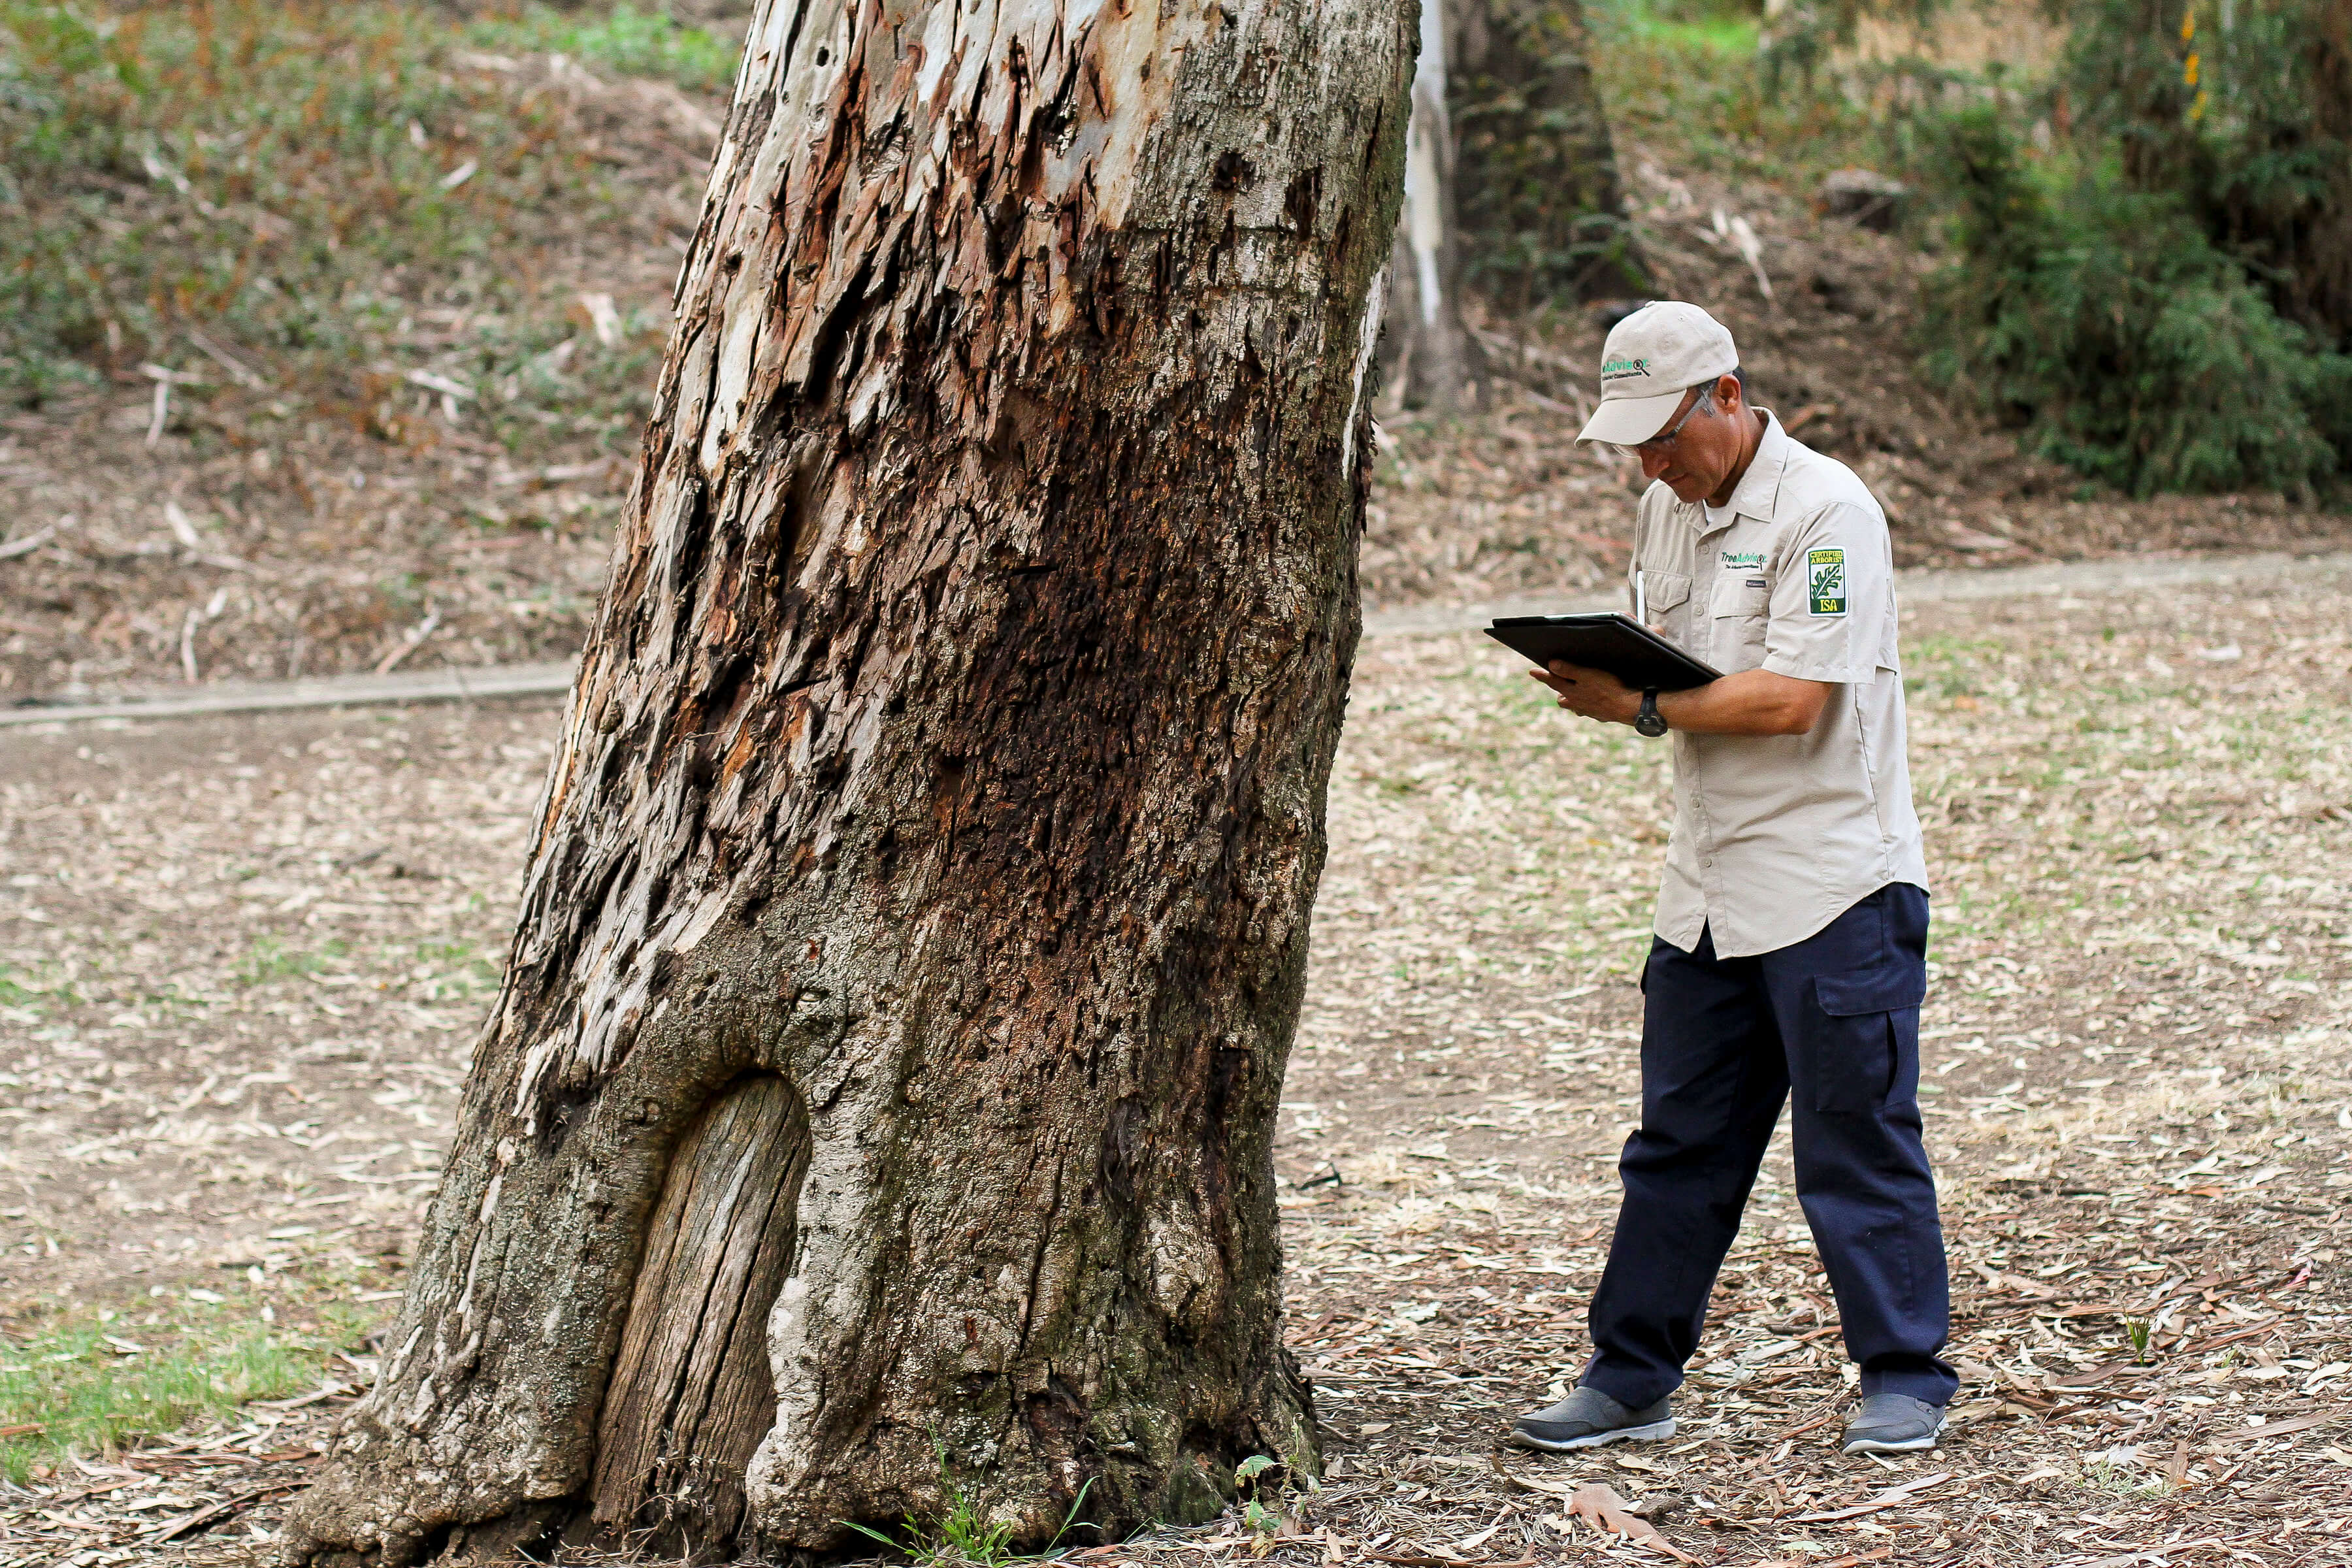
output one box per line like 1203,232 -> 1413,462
278,0 -> 1413,1562
1382,0 -> 1480,410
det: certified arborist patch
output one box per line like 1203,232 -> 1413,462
1808,549 -> 1847,615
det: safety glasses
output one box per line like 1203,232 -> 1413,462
1625,386 -> 1712,456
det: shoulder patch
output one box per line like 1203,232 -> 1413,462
1807,548 -> 1847,615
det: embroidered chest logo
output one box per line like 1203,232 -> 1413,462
1721,551 -> 1764,570
1808,549 -> 1847,615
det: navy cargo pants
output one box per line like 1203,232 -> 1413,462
1578,883 -> 1958,1409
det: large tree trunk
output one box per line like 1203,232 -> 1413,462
278,0 -> 1411,1561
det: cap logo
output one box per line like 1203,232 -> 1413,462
1601,355 -> 1651,383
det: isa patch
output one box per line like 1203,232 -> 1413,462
1808,549 -> 1847,615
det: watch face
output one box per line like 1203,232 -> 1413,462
1636,713 -> 1669,737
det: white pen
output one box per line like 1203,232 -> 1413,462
1634,568 -> 1648,629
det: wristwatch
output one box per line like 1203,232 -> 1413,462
1634,689 -> 1668,738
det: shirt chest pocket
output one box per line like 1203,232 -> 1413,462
1641,571 -> 1692,645
1709,572 -> 1772,672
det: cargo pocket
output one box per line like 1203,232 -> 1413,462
1807,965 -> 1926,1113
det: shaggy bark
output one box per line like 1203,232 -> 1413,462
277,0 -> 1412,1561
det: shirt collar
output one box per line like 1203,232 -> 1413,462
1682,407 -> 1790,531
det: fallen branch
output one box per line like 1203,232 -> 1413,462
2208,1413 -> 2337,1446
2185,1317 -> 2280,1354
0,524 -> 57,562
1485,1452 -> 1571,1497
1776,1392 -> 1846,1440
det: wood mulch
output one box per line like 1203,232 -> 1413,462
2,567 -> 2349,1565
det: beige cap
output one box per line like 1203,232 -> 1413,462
1575,301 -> 1739,445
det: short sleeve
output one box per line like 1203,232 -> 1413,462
1762,501 -> 1894,684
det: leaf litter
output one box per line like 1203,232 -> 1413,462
0,571 -> 2348,1563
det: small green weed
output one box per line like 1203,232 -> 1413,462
407,938 -> 500,1000
237,935 -> 345,986
0,962 -> 71,1013
2080,1454 -> 2169,1499
2120,1316 -> 2155,1365
1236,1454 -> 1283,1548
841,1444 -> 1096,1567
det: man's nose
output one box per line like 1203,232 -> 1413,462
1639,446 -> 1672,482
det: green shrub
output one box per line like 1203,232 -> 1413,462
1918,105 -> 2349,497
2056,0 -> 2352,345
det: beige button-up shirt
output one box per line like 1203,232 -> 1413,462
1629,410 -> 1929,958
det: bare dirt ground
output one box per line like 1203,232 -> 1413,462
2,564 -> 2349,1565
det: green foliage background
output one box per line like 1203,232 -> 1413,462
1913,0 -> 2352,497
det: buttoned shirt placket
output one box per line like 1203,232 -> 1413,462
1680,503 -> 1741,931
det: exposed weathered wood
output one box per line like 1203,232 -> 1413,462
280,0 -> 1413,1560
587,1074 -> 809,1558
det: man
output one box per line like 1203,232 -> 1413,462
1510,301 -> 1955,1457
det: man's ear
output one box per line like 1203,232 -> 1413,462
1715,373 -> 1743,411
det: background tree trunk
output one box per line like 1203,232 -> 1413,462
1382,0 -> 1485,412
1380,0 -> 1640,411
278,0 -> 1412,1561
1450,0 -> 1644,309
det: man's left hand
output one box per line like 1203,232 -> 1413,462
1532,661 -> 1641,725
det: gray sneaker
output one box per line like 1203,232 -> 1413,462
1509,1386 -> 1675,1452
1841,1393 -> 1948,1454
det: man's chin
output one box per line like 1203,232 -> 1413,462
1664,478 -> 1710,504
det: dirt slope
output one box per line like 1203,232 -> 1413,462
8,84 -> 2351,706
1362,144 -> 2352,608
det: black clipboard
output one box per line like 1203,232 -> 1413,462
1484,612 -> 1722,691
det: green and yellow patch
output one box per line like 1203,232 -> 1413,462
1808,548 -> 1846,615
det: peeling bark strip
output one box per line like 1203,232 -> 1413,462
281,0 -> 1413,1559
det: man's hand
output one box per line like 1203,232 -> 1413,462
1529,663 -> 1836,737
1531,661 -> 1642,725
